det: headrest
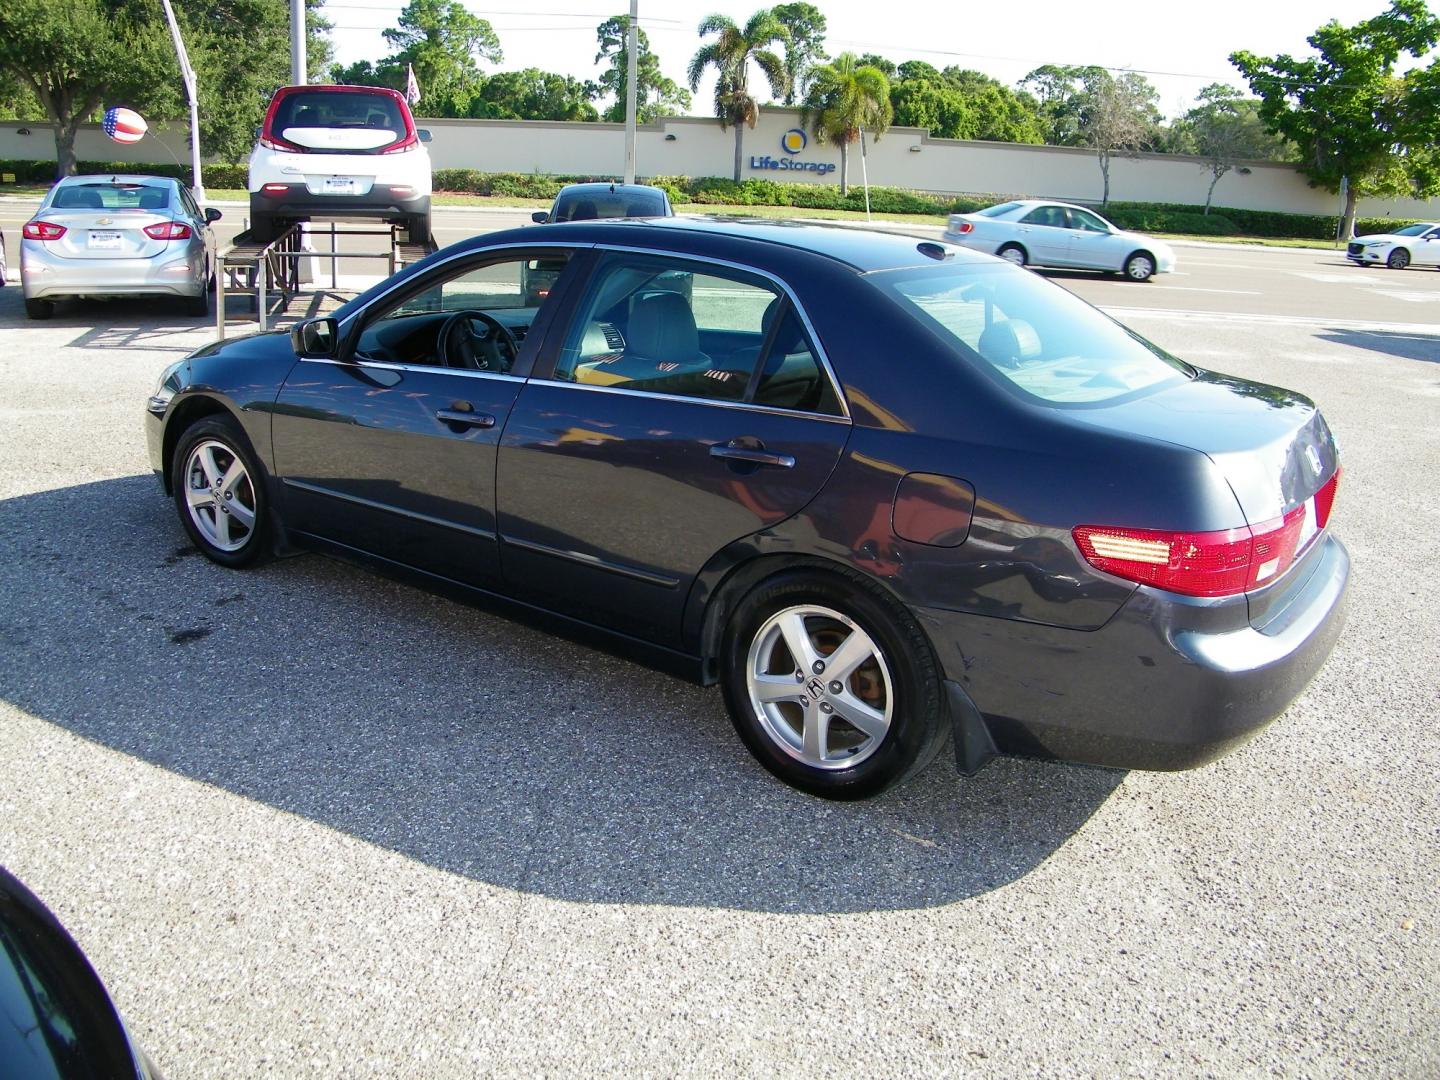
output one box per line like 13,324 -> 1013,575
627,291 -> 699,361
761,296 -> 807,356
568,200 -> 598,221
977,319 -> 1042,368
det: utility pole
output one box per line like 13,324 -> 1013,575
159,0 -> 205,202
624,0 -> 638,183
291,0 -> 308,85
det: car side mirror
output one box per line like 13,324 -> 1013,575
291,317 -> 338,358
417,128 -> 432,143
531,211 -> 549,224
204,207 -> 222,224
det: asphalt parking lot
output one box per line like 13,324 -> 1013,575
0,211 -> 1437,1077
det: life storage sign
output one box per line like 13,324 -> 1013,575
749,129 -> 837,175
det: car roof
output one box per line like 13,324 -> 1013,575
556,182 -> 668,197
481,215 -> 991,273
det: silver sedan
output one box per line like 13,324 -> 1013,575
943,199 -> 1176,281
20,174 -> 219,319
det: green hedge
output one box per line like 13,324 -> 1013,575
1101,199 -> 1426,240
0,158 -> 249,188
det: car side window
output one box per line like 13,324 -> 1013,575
550,254 -> 840,414
353,252 -> 570,369
1070,209 -> 1109,233
1020,205 -> 1065,228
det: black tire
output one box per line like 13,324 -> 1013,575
171,414 -> 271,568
406,213 -> 431,245
1123,250 -> 1157,281
997,243 -> 1027,268
248,208 -> 280,245
182,268 -> 211,317
1387,247 -> 1410,270
719,567 -> 946,800
24,297 -> 54,320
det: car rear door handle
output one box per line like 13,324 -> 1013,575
710,443 -> 795,469
436,408 -> 495,429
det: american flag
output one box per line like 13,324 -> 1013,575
102,107 -> 147,144
405,64 -> 421,107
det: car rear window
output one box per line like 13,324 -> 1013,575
270,90 -> 408,150
871,263 -> 1191,405
553,190 -> 667,221
49,182 -> 171,211
975,201 -> 1023,218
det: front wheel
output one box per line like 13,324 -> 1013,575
1123,251 -> 1156,281
720,569 -> 946,799
171,415 -> 270,568
1387,248 -> 1410,270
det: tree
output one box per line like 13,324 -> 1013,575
593,14 -> 690,123
889,65 -> 1044,143
470,69 -> 597,121
854,53 -> 897,81
1084,71 -> 1161,205
382,0 -> 503,116
687,11 -> 790,182
802,52 -> 891,195
0,0 -> 178,177
1019,64 -> 1108,146
1231,0 -> 1440,239
1171,84 -> 1292,212
771,2 -> 827,106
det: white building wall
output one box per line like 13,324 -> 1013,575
4,109 -> 1437,220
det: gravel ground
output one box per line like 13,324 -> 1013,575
0,255 -> 1436,1078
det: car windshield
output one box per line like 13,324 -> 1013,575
49,182 -> 170,211
553,189 -> 667,221
975,201 -> 1023,218
870,263 -> 1191,405
1389,223 -> 1433,237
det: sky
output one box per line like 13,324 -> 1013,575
318,0 -> 1434,120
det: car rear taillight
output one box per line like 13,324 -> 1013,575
380,134 -> 418,155
390,185 -> 414,197
1073,469 -> 1340,598
951,221 -> 974,234
259,134 -> 303,152
261,183 -> 291,195
143,221 -> 193,240
23,221 -> 66,241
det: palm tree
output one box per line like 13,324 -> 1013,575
687,11 -> 790,182
802,53 -> 893,196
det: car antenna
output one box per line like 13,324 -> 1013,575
609,182 -> 616,193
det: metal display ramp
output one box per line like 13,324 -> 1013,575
215,222 -> 437,339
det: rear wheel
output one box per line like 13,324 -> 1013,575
248,208 -> 281,245
171,415 -> 270,568
1123,251 -> 1156,281
1387,247 -> 1410,270
406,213 -> 431,245
183,264 -> 211,317
24,298 -> 54,320
720,568 -> 946,800
997,243 -> 1027,267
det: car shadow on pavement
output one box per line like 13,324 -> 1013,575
0,476 -> 1124,915
1317,327 -> 1440,364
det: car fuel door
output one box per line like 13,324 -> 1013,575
271,246 -> 581,588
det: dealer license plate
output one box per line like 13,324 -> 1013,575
88,230 -> 122,250
323,177 -> 357,194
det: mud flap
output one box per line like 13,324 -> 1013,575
946,679 -> 997,777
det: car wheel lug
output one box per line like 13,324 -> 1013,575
795,671 -> 804,682
820,702 -> 833,714
829,680 -> 842,694
811,660 -> 825,674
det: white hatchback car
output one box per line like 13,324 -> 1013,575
943,200 -> 1176,281
1345,222 -> 1440,269
247,84 -> 433,244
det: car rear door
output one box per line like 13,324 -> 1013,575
271,246 -> 583,589
1015,205 -> 1070,265
494,249 -> 851,644
1063,207 -> 1124,270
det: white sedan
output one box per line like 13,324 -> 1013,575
1345,222 -> 1440,269
943,200 -> 1176,281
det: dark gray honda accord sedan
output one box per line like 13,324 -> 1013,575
145,218 -> 1347,799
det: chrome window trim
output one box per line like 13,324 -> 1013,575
548,243 -> 851,421
297,356 -> 526,382
335,241 -> 593,331
529,379 -> 851,425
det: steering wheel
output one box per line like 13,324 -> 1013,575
437,310 -> 520,372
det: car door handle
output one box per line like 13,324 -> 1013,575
710,444 -> 795,469
435,408 -> 495,429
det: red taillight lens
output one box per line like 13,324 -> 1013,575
259,134 -> 303,152
23,221 -> 66,241
380,134 -> 418,155
390,185 -> 414,197
261,183 -> 290,195
1074,469 -> 1341,598
952,221 -> 974,234
143,221 -> 192,240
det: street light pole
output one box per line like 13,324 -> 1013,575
159,0 -> 204,202
624,0 -> 638,183
291,0 -> 307,85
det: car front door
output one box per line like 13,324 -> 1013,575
494,250 -> 852,644
1416,227 -> 1440,266
271,246 -> 581,589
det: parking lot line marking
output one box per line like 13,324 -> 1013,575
1141,286 -> 1264,295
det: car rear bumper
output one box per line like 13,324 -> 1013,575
21,240 -> 206,299
249,187 -> 430,223
917,532 -> 1349,770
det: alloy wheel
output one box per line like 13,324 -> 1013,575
744,604 -> 894,770
1126,254 -> 1155,280
183,439 -> 257,552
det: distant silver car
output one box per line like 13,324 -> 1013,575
1345,222 -> 1440,269
943,199 -> 1176,281
20,174 -> 220,319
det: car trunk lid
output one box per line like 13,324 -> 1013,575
32,209 -> 175,260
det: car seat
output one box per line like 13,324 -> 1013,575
137,188 -> 167,210
977,319 -> 1042,368
58,187 -> 104,209
567,200 -> 598,221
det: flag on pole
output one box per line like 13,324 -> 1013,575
405,64 -> 421,106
